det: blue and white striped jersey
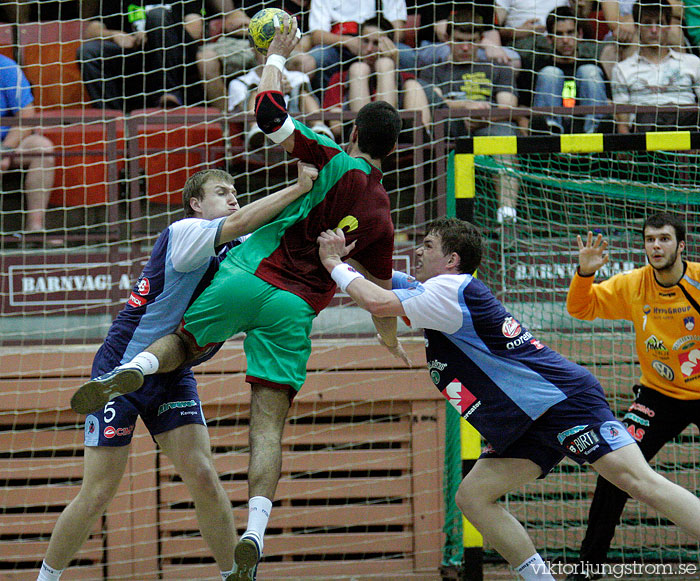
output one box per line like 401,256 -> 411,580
101,217 -> 242,365
392,271 -> 598,452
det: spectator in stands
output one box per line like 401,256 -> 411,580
322,17 -> 431,141
0,54 -> 56,242
532,6 -> 608,133
419,11 -> 522,224
598,0 -> 682,80
494,0 -> 570,74
564,214 -> 700,581
612,0 -> 700,133
195,0 -> 315,111
78,1 -> 243,111
410,1 -> 519,68
571,0 -> 610,40
228,45 -> 334,148
308,0 -> 413,91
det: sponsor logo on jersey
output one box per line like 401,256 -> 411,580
444,380 -> 478,416
336,215 -> 359,233
501,316 -> 521,339
158,399 -> 197,415
644,335 -> 667,352
651,360 -> 675,381
568,429 -> 600,455
685,316 -> 695,331
84,414 -> 99,446
529,338 -> 544,349
600,421 -> 632,447
658,291 -> 676,297
643,304 -> 651,315
506,330 -> 533,349
103,425 -> 134,438
679,349 -> 700,380
127,292 -> 147,307
622,412 -> 650,427
653,306 -> 691,315
629,402 -> 655,417
557,424 -> 588,445
428,359 -> 447,371
673,336 -> 700,351
136,276 -> 150,295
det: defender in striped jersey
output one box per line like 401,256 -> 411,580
317,218 -> 700,581
46,165 -> 317,581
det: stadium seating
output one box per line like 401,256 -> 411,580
0,23 -> 14,59
18,20 -> 87,110
129,107 -> 226,206
40,109 -> 125,208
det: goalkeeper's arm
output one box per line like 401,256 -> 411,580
254,14 -> 301,153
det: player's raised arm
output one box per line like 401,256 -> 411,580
217,161 -> 318,245
254,14 -> 300,154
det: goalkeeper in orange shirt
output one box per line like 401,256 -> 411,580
565,211 -> 700,580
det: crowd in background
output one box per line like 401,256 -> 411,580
0,0 -> 699,230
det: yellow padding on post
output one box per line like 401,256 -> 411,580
473,135 -> 518,155
454,154 -> 475,199
561,133 -> 604,153
646,131 -> 691,151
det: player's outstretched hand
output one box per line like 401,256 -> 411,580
296,162 -> 318,193
577,231 -> 609,276
376,334 -> 412,366
317,228 -> 356,270
268,12 -> 300,59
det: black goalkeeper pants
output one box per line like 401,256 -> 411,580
577,385 -> 700,564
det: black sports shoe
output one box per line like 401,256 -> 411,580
226,534 -> 261,580
70,367 -> 144,414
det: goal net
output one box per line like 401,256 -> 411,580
1,1 -> 699,579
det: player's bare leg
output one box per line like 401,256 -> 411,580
592,443 -> 700,538
228,384 -> 290,580
156,424 -> 237,573
456,457 -> 555,580
42,446 -> 129,572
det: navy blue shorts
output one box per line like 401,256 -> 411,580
83,347 -> 206,447
481,385 -> 635,476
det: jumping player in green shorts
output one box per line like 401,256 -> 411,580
69,15 -> 408,581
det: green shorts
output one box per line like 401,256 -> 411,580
183,261 -> 316,393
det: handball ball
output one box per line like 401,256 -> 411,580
248,8 -> 295,54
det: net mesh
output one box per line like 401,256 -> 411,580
0,0 -> 699,578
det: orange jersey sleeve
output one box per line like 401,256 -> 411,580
567,263 -> 700,400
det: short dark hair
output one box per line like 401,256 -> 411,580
449,6 -> 491,37
355,101 -> 401,159
633,0 -> 672,24
546,6 -> 579,34
182,169 -> 235,217
642,211 -> 686,244
428,217 -> 483,275
359,15 -> 394,35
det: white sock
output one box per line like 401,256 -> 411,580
37,560 -> 64,581
244,496 -> 272,551
516,553 -> 554,580
121,352 -> 159,375
497,205 -> 518,224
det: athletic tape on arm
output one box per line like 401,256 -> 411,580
255,90 -> 295,143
